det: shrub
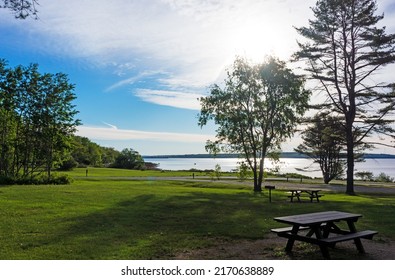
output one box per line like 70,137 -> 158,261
58,158 -> 79,171
0,175 -> 15,185
355,171 -> 374,181
0,173 -> 73,185
209,164 -> 222,180
236,161 -> 252,181
375,172 -> 394,183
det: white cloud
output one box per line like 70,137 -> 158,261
102,122 -> 118,130
76,125 -> 215,143
2,0 -> 318,88
135,89 -> 203,110
7,0 -> 394,111
105,70 -> 167,92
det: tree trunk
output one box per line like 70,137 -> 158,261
253,170 -> 262,192
323,173 -> 330,184
345,122 -> 355,195
252,158 -> 261,192
255,157 -> 264,192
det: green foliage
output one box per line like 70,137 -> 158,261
355,171 -> 374,181
66,136 -> 119,168
375,172 -> 394,183
0,60 -> 80,182
296,112 -> 346,184
209,164 -> 222,180
112,148 -> 145,170
58,157 -> 79,171
199,56 -> 310,192
236,161 -> 252,181
0,173 -> 72,185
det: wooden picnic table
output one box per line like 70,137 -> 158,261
271,211 -> 378,259
287,189 -> 322,202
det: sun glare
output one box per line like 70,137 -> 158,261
226,14 -> 293,63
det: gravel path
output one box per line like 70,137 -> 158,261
115,176 -> 395,194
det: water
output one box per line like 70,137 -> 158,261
144,157 -> 395,179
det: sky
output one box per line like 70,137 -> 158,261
1,0 -> 395,155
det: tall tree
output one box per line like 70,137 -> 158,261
199,57 -> 310,192
295,112 -> 346,184
0,0 -> 38,19
0,61 -> 80,180
294,0 -> 395,194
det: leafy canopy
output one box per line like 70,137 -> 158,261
199,56 -> 310,191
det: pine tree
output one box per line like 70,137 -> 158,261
295,0 -> 395,194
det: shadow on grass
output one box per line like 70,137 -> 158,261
43,191 -> 280,259
33,190 -> 395,259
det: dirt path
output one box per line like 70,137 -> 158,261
169,179 -> 395,260
174,235 -> 395,260
110,176 -> 395,194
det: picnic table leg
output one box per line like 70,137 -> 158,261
294,192 -> 301,202
312,226 -> 330,259
347,220 -> 365,253
289,191 -> 295,202
285,225 -> 299,252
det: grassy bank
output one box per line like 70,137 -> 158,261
0,168 -> 394,259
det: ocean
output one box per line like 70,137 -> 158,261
143,157 -> 395,179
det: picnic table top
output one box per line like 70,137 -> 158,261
287,189 -> 321,193
274,211 -> 362,226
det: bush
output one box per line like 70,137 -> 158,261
355,171 -> 374,181
236,161 -> 252,181
58,158 -> 79,171
375,172 -> 394,183
210,164 -> 222,180
0,175 -> 15,185
0,173 -> 73,185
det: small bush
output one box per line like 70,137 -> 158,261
209,164 -> 222,180
236,161 -> 252,181
58,158 -> 79,171
0,175 -> 15,185
0,173 -> 73,185
375,172 -> 394,183
47,173 -> 73,185
355,171 -> 374,181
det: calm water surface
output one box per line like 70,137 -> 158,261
144,157 -> 395,178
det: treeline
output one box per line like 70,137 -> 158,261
61,136 -> 153,171
0,60 -> 79,184
0,60 -> 150,185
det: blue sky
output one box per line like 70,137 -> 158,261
1,0 -> 395,155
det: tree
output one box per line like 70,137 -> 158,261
0,60 -> 80,181
295,0 -> 395,194
67,135 -> 120,168
112,148 -> 145,170
0,0 -> 38,19
295,112 -> 346,184
199,56 -> 310,192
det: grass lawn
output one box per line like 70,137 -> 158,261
0,168 -> 394,259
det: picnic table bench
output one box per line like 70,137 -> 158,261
271,211 -> 378,259
287,189 -> 323,202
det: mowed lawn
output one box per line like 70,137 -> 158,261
0,168 -> 394,259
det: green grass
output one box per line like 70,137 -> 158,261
64,167 -> 201,177
0,168 -> 394,259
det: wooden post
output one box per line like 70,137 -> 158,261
265,185 -> 275,203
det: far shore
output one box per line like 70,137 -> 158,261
143,152 -> 395,159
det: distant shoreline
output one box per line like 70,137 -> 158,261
144,152 -> 395,159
